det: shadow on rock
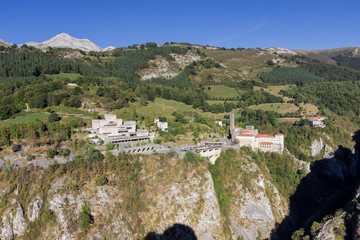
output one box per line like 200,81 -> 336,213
271,130 -> 360,239
144,223 -> 197,240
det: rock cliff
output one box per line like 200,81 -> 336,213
0,150 -> 293,239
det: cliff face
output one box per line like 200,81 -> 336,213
0,150 -> 294,240
275,131 -> 360,239
229,162 -> 288,240
0,154 -> 225,239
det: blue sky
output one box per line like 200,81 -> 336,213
1,0 -> 359,49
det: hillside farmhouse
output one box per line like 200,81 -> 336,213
154,118 -> 168,131
215,120 -> 223,127
309,116 -> 327,128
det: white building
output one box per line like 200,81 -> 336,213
215,120 -> 223,127
182,142 -> 223,164
197,146 -> 221,164
229,113 -> 284,154
91,114 -> 151,144
232,125 -> 284,154
154,118 -> 168,131
309,117 -> 326,128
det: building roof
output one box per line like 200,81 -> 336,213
244,129 -> 257,133
234,126 -> 242,129
255,134 -> 274,138
275,133 -> 284,136
237,134 -> 255,137
309,116 -> 327,121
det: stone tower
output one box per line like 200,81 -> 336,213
230,112 -> 235,142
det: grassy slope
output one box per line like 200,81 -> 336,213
115,98 -> 228,121
47,73 -> 82,81
248,103 -> 299,114
204,85 -> 240,98
115,98 -> 201,120
0,112 -> 48,125
201,48 -> 275,82
251,85 -> 319,116
202,49 -> 274,71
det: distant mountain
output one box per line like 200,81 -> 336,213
0,38 -> 10,47
102,46 -> 116,51
295,47 -> 360,71
265,47 -> 298,55
25,33 -> 110,52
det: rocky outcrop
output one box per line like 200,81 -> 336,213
0,151 -> 307,239
311,138 -> 324,157
0,155 -> 226,239
314,212 -> 346,240
0,202 -> 26,239
140,166 -> 224,239
27,197 -> 43,222
140,52 -> 202,80
324,144 -> 335,159
311,138 -> 335,160
229,162 -> 287,240
141,56 -> 179,80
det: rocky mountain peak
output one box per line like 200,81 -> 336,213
25,33 -> 110,52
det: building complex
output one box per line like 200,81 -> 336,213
229,113 -> 284,154
91,114 -> 152,144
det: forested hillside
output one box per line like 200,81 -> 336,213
1,42 -> 360,239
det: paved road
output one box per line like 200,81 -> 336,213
1,138 -> 238,169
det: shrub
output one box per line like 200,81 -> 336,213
26,154 -> 35,161
86,148 -> 104,162
79,203 -> 93,233
154,138 -> 163,144
183,151 -> 200,163
47,149 -> 57,158
105,142 -> 116,150
40,209 -> 56,223
145,42 -> 157,48
156,117 -> 166,123
48,113 -> 60,122
61,149 -> 70,157
11,144 -> 21,152
96,175 -> 108,186
52,161 -> 59,170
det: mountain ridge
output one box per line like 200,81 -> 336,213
294,47 -> 360,69
24,33 -> 110,52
